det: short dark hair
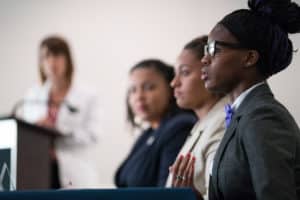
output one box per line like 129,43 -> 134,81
183,35 -> 208,59
218,0 -> 300,78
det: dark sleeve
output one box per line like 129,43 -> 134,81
114,130 -> 152,187
157,116 -> 195,186
241,106 -> 298,200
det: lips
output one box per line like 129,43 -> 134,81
201,70 -> 208,81
201,72 -> 208,81
136,104 -> 148,113
174,90 -> 182,99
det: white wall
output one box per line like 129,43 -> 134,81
0,0 -> 299,187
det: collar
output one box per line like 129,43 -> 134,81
189,95 -> 230,136
231,81 -> 265,111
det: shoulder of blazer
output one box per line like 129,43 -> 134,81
234,83 -> 274,118
235,83 -> 296,125
155,112 -> 197,144
65,84 -> 98,105
24,83 -> 50,101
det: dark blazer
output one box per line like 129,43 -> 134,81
115,112 -> 197,187
209,83 -> 300,200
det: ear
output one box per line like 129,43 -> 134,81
243,50 -> 259,68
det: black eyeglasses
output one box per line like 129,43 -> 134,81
204,40 -> 246,57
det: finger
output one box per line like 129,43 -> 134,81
178,153 -> 191,177
169,165 -> 173,173
181,154 -> 195,187
175,153 -> 192,187
172,155 -> 183,175
171,155 -> 183,187
186,156 -> 195,186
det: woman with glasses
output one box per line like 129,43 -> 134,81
165,36 -> 229,200
200,0 -> 300,199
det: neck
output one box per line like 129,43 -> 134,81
194,96 -> 220,120
49,80 -> 70,104
229,77 -> 264,103
150,120 -> 160,129
50,79 -> 70,94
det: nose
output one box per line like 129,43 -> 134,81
133,88 -> 145,102
44,55 -> 56,68
201,54 -> 211,67
170,75 -> 180,88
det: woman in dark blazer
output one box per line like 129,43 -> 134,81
199,0 -> 300,199
115,59 -> 196,187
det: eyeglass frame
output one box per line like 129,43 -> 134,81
204,40 -> 248,57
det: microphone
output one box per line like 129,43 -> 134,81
64,101 -> 78,113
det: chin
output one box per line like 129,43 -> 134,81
208,85 -> 230,96
138,114 -> 148,120
204,80 -> 220,92
177,101 -> 192,110
176,99 -> 183,106
204,81 -> 216,92
176,100 -> 186,108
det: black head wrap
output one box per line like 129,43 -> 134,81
218,0 -> 300,77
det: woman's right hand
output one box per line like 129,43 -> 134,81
169,153 -> 203,200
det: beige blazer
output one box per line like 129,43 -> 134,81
166,96 -> 229,199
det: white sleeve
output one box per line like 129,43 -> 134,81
56,92 -> 102,147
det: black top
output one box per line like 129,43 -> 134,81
115,111 -> 197,187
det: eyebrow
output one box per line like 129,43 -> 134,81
178,64 -> 192,69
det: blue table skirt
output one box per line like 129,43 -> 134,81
0,188 -> 197,200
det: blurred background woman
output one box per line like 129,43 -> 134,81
115,59 -> 196,187
16,35 -> 101,188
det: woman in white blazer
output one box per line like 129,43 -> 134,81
166,36 -> 229,200
15,36 -> 101,188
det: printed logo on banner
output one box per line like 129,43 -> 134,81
0,148 -> 11,191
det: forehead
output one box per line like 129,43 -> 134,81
40,46 -> 49,54
177,50 -> 198,63
40,46 -> 65,57
130,68 -> 165,83
208,24 -> 239,43
176,50 -> 202,68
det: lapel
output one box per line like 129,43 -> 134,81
180,95 -> 229,155
36,81 -> 51,103
30,81 -> 51,117
211,112 -> 241,199
211,83 -> 274,198
56,82 -> 79,122
182,121 -> 204,154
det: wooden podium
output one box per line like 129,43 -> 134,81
0,117 -> 57,190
